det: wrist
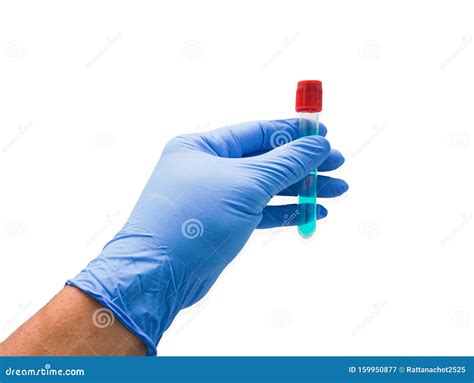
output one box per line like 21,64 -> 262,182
67,228 -> 182,356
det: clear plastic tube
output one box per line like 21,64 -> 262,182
298,112 -> 319,238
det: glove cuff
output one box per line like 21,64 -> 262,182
67,229 -> 183,356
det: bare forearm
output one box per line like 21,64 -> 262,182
0,286 -> 146,356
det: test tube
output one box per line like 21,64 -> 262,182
295,80 -> 323,239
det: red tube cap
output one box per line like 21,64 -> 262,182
295,80 -> 322,112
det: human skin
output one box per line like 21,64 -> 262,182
1,120 -> 347,356
1,286 -> 146,356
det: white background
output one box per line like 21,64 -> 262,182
1,0 -> 473,355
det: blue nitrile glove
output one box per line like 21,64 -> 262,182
67,119 -> 348,355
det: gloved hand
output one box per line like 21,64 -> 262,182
67,119 -> 348,355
